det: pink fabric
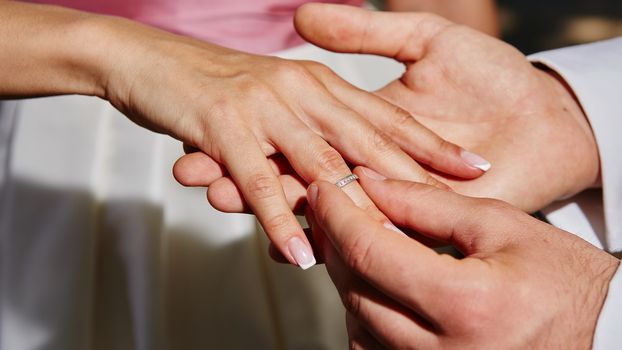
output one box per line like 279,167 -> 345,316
28,0 -> 364,54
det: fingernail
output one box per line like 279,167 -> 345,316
360,167 -> 387,180
460,149 -> 491,172
288,236 -> 316,270
383,222 -> 406,235
307,184 -> 318,210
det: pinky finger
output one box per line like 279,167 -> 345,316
173,151 -> 227,187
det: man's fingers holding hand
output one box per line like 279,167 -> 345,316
355,166 -> 514,254
307,179 -> 457,318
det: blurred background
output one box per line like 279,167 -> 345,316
499,0 -> 622,53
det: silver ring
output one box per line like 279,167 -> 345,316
335,174 -> 359,188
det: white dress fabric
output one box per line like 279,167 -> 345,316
0,44 -> 403,350
529,37 -> 622,349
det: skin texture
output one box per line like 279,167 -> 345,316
297,5 -> 600,212
0,1 -> 489,268
306,168 -> 620,350
180,4 -> 600,215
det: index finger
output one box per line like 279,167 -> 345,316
307,180 -> 459,318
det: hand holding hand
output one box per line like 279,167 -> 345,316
307,167 -> 619,349
81,13 -> 492,269
197,3 -> 601,215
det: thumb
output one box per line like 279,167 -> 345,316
294,3 -> 452,61
353,166 -> 515,254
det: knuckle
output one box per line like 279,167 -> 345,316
200,100 -> 239,153
315,148 -> 347,176
342,232 -> 374,275
233,74 -> 276,102
342,291 -> 363,319
263,212 -> 293,234
389,105 -> 415,134
370,128 -> 399,154
245,173 -> 279,200
274,60 -> 313,84
402,181 -> 437,200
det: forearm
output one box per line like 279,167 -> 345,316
0,1 -> 113,98
384,0 -> 499,36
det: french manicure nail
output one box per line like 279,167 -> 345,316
460,149 -> 491,172
383,222 -> 406,235
288,236 -> 316,270
360,167 -> 387,180
307,184 -> 318,209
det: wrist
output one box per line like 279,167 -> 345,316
63,14 -> 134,99
534,66 -> 601,196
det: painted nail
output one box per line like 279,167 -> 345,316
460,150 -> 491,172
360,167 -> 387,180
288,236 -> 316,270
307,184 -> 318,210
383,222 -> 406,235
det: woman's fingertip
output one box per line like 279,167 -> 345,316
287,236 -> 317,270
460,149 -> 491,172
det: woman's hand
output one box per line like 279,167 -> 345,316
0,2 -> 489,268
99,18 -> 490,269
96,17 -> 491,266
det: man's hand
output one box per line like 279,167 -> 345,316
306,167 -> 620,349
295,4 -> 600,212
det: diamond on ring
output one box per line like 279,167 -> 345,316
335,174 -> 359,188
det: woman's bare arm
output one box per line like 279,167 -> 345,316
0,1 -> 109,98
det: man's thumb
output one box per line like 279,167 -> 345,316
294,3 -> 451,61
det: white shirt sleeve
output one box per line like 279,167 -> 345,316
528,37 -> 622,349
